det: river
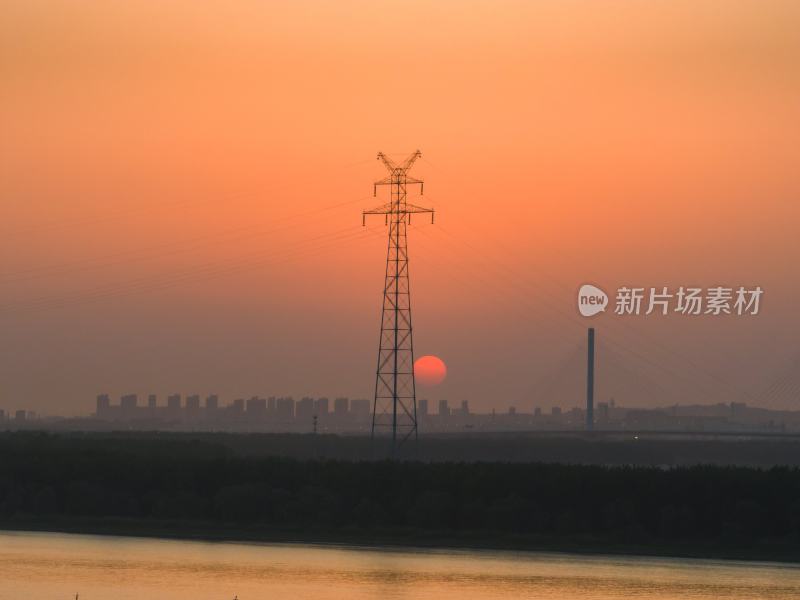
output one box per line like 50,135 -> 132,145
1,531 -> 798,599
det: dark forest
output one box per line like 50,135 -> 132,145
2,432 -> 799,561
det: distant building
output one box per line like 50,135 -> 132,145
206,394 -> 219,413
230,398 -> 244,414
438,399 -> 449,416
461,400 -> 470,416
552,406 -> 562,416
598,402 -> 610,420
121,394 -> 138,419
14,410 -> 26,422
120,394 -> 137,407
167,394 -> 181,418
534,407 -> 542,417
350,398 -> 370,420
418,399 -> 428,416
186,394 -> 201,418
296,397 -> 315,422
334,397 -> 349,416
315,397 -> 329,416
96,394 -> 111,417
625,408 -> 677,429
276,397 -> 295,420
246,396 -> 266,417
147,394 -> 157,410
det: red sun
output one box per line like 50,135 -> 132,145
415,355 -> 447,386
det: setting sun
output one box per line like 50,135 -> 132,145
415,355 -> 447,387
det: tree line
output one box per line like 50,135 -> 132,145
1,432 -> 798,558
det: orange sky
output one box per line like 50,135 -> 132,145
2,0 -> 799,414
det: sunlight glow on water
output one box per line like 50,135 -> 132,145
1,531 -> 799,599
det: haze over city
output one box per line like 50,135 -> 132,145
7,3 -> 800,598
3,0 -> 800,417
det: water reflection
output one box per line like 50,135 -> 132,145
1,531 -> 798,600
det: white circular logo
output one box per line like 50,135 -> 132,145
578,284 -> 608,317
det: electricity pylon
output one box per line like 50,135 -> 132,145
362,150 -> 434,455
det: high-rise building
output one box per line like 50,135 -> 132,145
350,398 -> 370,420
121,394 -> 138,419
296,397 -> 315,422
276,397 -> 295,420
246,396 -> 267,417
147,394 -> 157,410
186,394 -> 201,418
438,399 -> 449,416
206,394 -> 219,412
96,394 -> 111,417
418,399 -> 428,416
461,400 -> 470,416
314,397 -> 329,416
334,397 -> 349,416
167,394 -> 181,417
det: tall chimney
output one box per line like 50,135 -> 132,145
586,327 -> 595,431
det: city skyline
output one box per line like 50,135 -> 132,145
5,389 -> 800,439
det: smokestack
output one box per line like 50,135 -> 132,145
586,327 -> 595,431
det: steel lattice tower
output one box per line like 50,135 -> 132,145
362,150 -> 434,454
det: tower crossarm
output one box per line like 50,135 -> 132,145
376,150 -> 421,174
397,149 -> 422,172
405,203 -> 434,223
362,203 -> 434,225
405,203 -> 433,214
376,152 -> 397,173
374,176 -> 424,196
363,202 -> 393,215
362,202 -> 392,225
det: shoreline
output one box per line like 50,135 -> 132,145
2,517 -> 798,565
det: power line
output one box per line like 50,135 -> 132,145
408,224 -> 746,405
0,195 -> 371,282
0,225 -> 375,314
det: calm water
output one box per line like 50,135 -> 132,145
1,531 -> 799,599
